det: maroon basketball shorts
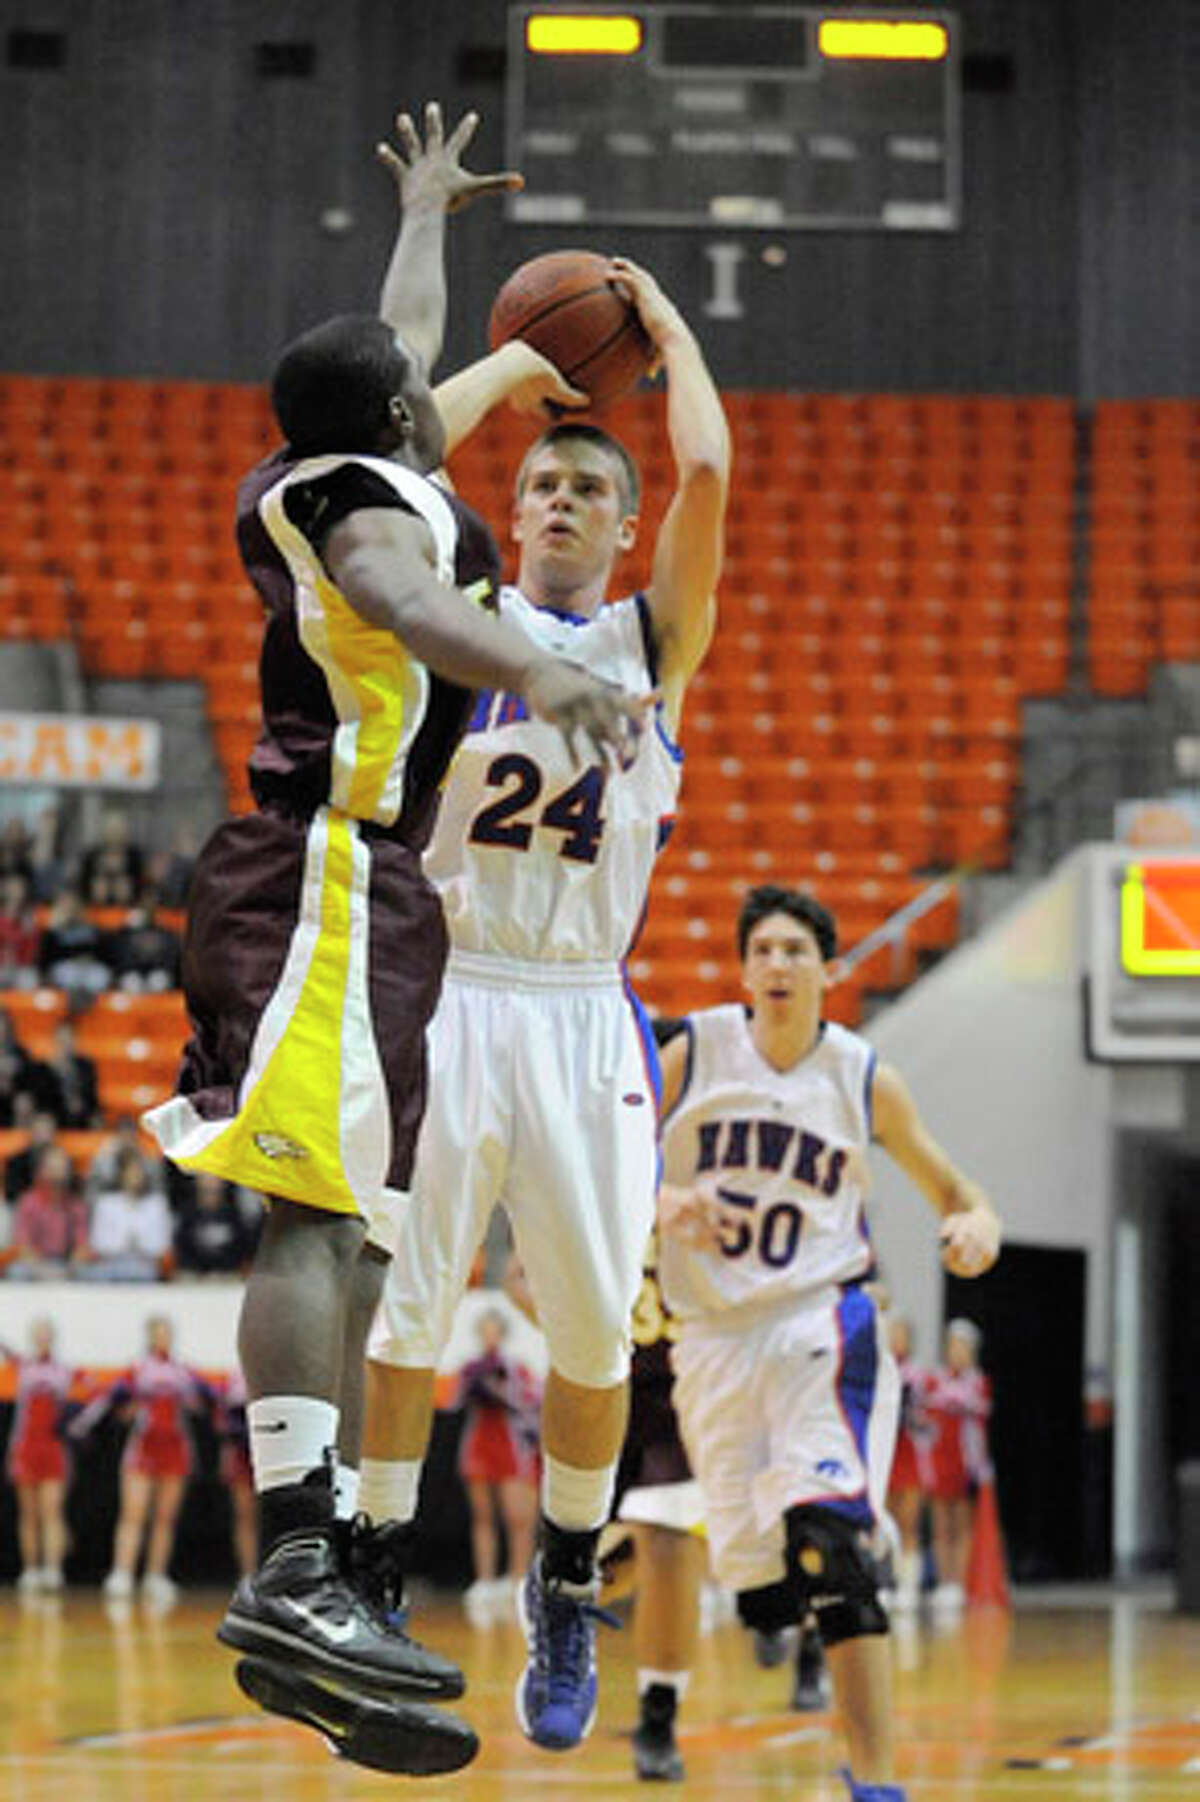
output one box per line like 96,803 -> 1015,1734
144,806 -> 447,1252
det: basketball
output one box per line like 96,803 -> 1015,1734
487,250 -> 654,411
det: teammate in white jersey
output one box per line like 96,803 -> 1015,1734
657,885 -> 1001,1802
362,262 -> 730,1752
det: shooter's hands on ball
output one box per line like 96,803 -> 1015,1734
523,658 -> 654,769
939,1207 -> 1001,1279
657,1181 -> 745,1255
607,256 -> 690,373
377,101 -> 524,215
497,341 -> 590,418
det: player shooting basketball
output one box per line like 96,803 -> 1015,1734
362,131 -> 730,1756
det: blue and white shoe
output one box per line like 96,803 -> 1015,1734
838,1766 -> 908,1801
515,1555 -> 618,1751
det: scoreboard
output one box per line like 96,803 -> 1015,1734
506,5 -> 960,232
1087,851 -> 1200,1063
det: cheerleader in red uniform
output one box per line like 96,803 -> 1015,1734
216,1366 -> 255,1577
455,1307 -> 542,1624
920,1318 -> 992,1611
884,1314 -> 929,1612
72,1314 -> 209,1605
3,1318 -> 74,1592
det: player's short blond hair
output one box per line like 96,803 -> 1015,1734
515,422 -> 640,516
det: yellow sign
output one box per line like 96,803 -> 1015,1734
819,19 -> 949,60
1120,861 -> 1200,976
0,713 -> 161,790
527,14 -> 643,54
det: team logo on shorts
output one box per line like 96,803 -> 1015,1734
815,1457 -> 848,1481
253,1132 -> 310,1161
622,1091 -> 646,1106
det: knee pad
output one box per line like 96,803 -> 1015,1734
784,1504 -> 889,1648
736,1573 -> 807,1635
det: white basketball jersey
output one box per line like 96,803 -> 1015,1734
659,1005 -> 877,1319
424,586 -> 681,963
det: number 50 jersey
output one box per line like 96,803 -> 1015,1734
659,1005 -> 877,1320
424,586 -> 681,963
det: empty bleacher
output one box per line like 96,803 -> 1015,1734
3,375 -> 1195,1037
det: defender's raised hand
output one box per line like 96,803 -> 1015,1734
377,101 -> 523,215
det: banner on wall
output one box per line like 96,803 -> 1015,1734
0,712 -> 161,789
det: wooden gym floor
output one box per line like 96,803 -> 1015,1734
2,1585 -> 1199,1800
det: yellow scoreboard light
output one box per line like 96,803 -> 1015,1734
1120,861 -> 1200,976
526,14 -> 643,54
818,18 -> 949,60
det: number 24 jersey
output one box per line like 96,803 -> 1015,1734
423,586 -> 681,963
659,1005 -> 878,1320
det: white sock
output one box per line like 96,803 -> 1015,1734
542,1454 -> 616,1533
638,1668 -> 691,1698
359,1457 -> 422,1525
333,1464 -> 360,1520
247,1396 -> 338,1492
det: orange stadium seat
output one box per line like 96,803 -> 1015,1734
0,374 -> 1119,1010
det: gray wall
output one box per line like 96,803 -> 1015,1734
865,847 -> 1114,1377
1,0 -> 1195,396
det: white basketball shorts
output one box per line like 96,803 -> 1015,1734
671,1283 -> 900,1592
370,950 -> 661,1389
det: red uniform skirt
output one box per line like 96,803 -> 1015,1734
9,1434 -> 68,1486
889,1427 -> 923,1495
459,1408 -> 538,1486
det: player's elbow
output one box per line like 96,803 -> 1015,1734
678,448 -> 730,496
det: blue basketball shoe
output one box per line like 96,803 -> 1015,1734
515,1555 -> 618,1751
838,1767 -> 908,1801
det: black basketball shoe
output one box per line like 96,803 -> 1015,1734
217,1529 -> 463,1700
632,1682 -> 685,1782
234,1656 -> 478,1776
342,1515 -> 415,1631
791,1621 -> 832,1712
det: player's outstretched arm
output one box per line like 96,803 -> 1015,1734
376,101 -> 523,371
433,342 -> 588,457
322,507 -> 648,765
614,258 -> 730,731
871,1062 -> 1002,1279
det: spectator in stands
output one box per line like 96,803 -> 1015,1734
9,1146 -> 92,1277
38,888 -> 111,1004
0,1006 -> 47,1130
5,1110 -> 60,1203
0,873 -> 42,989
173,1172 -> 256,1276
88,1115 -> 162,1199
88,1148 -> 173,1281
148,823 -> 199,910
0,817 -> 34,888
79,807 -> 144,908
103,897 -> 182,993
41,1020 -> 101,1130
28,804 -> 66,905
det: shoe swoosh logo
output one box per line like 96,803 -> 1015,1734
281,1598 -> 358,1645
